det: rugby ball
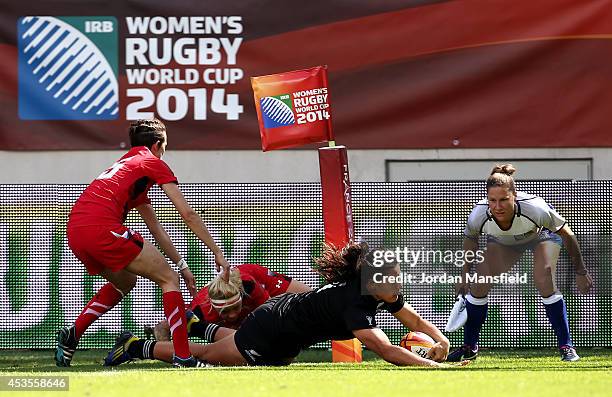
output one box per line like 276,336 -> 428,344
400,331 -> 435,358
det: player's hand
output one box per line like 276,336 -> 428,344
576,271 -> 593,294
440,360 -> 471,367
434,360 -> 470,368
427,341 -> 450,362
455,280 -> 469,296
180,268 -> 198,297
214,251 -> 230,281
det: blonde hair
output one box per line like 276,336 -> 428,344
486,163 -> 516,193
207,268 -> 244,302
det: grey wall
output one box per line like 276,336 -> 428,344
1,148 -> 611,183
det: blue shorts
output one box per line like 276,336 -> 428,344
487,229 -> 562,252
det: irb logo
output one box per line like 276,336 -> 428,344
85,20 -> 114,33
18,16 -> 118,120
260,94 -> 295,129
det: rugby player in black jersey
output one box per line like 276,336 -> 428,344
105,242 -> 461,367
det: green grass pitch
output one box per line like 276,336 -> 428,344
1,349 -> 611,397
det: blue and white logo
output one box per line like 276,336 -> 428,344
260,95 -> 295,129
18,16 -> 118,120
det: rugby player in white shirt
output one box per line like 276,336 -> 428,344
448,164 -> 592,362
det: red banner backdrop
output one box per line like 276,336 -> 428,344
1,0 -> 612,149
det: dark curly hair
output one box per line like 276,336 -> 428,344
313,242 -> 369,283
313,242 -> 398,285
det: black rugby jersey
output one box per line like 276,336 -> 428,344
264,277 -> 403,351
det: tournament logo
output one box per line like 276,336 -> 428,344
260,94 -> 295,128
18,16 -> 118,120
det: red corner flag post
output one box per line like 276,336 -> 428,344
318,144 -> 363,363
252,65 -> 362,363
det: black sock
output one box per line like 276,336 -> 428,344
190,322 -> 220,342
127,339 -> 157,360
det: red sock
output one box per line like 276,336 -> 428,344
74,283 -> 124,340
162,291 -> 191,359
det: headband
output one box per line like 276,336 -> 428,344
210,293 -> 242,309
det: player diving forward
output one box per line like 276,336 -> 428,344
105,243 -> 465,367
448,164 -> 593,362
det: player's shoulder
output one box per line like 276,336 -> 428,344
238,264 -> 265,279
133,147 -> 175,176
467,199 -> 489,222
116,146 -> 152,168
464,199 -> 490,234
121,146 -> 149,160
516,191 -> 553,215
238,263 -> 262,273
192,285 -> 210,304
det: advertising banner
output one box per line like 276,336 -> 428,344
1,1 -> 612,149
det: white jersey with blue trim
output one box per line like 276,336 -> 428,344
464,191 -> 566,246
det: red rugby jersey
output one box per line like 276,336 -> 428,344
189,264 -> 292,329
68,146 -> 177,227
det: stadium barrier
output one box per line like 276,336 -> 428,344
0,182 -> 609,349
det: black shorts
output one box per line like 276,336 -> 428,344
233,298 -> 300,366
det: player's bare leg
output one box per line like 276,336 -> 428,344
145,311 -> 234,342
153,333 -> 247,366
533,241 -> 560,297
104,325 -> 236,366
144,320 -> 170,341
125,239 -> 198,366
286,279 -> 312,293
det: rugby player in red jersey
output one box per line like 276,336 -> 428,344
148,264 -> 312,341
55,119 -> 229,368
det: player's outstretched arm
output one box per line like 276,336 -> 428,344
391,303 -> 450,362
353,328 -> 442,367
556,224 -> 593,293
160,183 -> 230,277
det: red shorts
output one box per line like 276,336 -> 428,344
67,225 -> 144,275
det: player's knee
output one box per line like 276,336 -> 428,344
471,283 -> 492,297
106,272 -> 137,295
154,320 -> 171,341
157,268 -> 180,289
534,266 -> 555,294
541,263 -> 554,274
535,281 -> 555,298
118,276 -> 137,295
126,274 -> 138,290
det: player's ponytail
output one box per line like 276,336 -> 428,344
313,242 -> 369,284
486,163 -> 516,193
